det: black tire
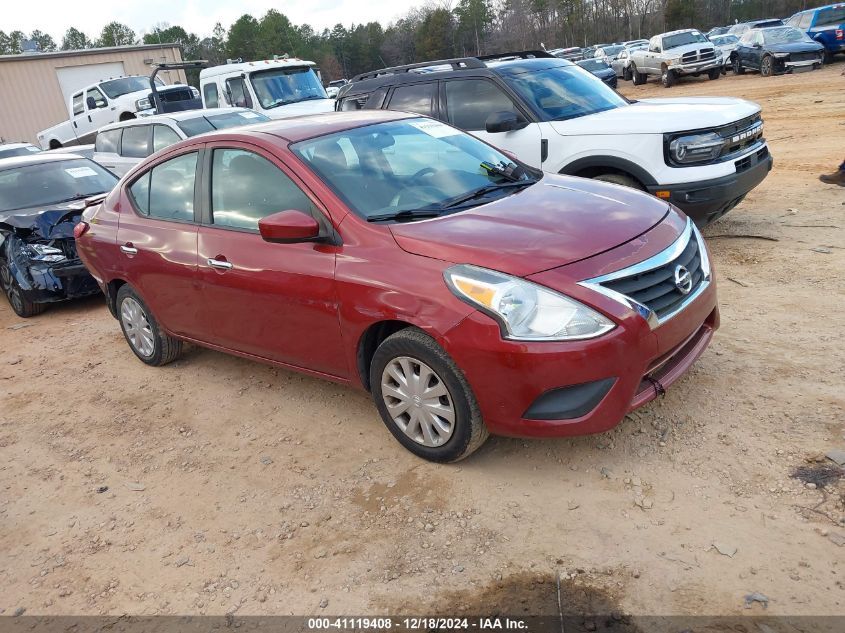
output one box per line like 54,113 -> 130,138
623,66 -> 632,81
593,173 -> 644,190
661,66 -> 676,88
0,261 -> 47,318
115,284 -> 182,366
370,328 -> 488,462
760,55 -> 774,77
708,67 -> 721,80
732,56 -> 745,75
631,63 -> 645,85
822,49 -> 833,65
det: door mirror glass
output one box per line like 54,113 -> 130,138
258,210 -> 320,243
485,111 -> 526,133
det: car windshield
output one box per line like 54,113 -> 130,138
577,59 -> 610,71
816,6 -> 845,27
762,27 -> 814,44
600,45 -> 625,57
0,159 -> 117,212
712,35 -> 739,46
504,65 -> 626,122
664,31 -> 708,49
176,110 -> 271,136
250,67 -> 327,109
292,118 -> 538,221
99,76 -> 163,99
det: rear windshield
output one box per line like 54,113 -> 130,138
600,45 -> 625,57
504,65 -> 626,122
0,159 -> 117,212
816,7 -> 845,27
664,31 -> 708,49
711,35 -> 739,46
577,59 -> 610,71
176,111 -> 270,136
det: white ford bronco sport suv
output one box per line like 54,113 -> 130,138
336,51 -> 772,226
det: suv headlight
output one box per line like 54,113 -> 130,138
444,265 -> 615,341
27,244 -> 66,263
669,131 -> 725,164
666,58 -> 681,66
135,97 -> 152,110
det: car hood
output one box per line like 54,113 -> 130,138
550,97 -> 760,136
766,42 -> 824,54
0,202 -> 85,239
389,174 -> 671,278
264,98 -> 335,119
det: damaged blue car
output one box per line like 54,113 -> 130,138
0,154 -> 117,317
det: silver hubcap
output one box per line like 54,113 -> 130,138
381,356 -> 455,447
120,297 -> 155,358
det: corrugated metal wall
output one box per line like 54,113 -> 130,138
0,45 -> 186,144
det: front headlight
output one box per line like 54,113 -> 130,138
669,131 -> 725,164
27,244 -> 66,263
135,97 -> 152,110
666,58 -> 681,66
444,264 -> 615,341
773,52 -> 790,58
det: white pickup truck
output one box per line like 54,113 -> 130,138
199,58 -> 334,119
629,29 -> 723,87
37,76 -> 196,150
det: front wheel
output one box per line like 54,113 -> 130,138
708,67 -> 721,80
631,63 -> 645,85
760,55 -> 774,77
732,56 -> 745,75
116,285 -> 182,366
0,261 -> 47,318
370,328 -> 488,462
623,66 -> 632,81
661,67 -> 676,88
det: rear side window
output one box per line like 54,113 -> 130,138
388,83 -> 436,117
95,129 -> 122,153
226,77 -> 253,108
338,88 -> 386,111
203,83 -> 219,108
152,125 -> 182,153
120,126 -> 150,159
813,7 -> 843,27
129,152 -> 197,222
72,93 -> 84,116
444,80 -> 523,132
210,148 -> 316,231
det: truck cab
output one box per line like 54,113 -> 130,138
199,58 -> 334,119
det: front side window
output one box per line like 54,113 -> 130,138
129,152 -> 197,221
72,93 -> 84,116
95,129 -> 122,153
152,125 -> 182,153
250,67 -> 327,110
86,88 -> 107,109
388,83 -> 436,117
203,83 -> 219,108
0,159 -> 117,212
444,79 -> 523,132
505,65 -> 626,122
120,126 -> 150,159
210,148 -> 316,231
226,78 -> 253,109
292,118 -> 537,221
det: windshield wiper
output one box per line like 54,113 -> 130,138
439,180 -> 537,209
366,209 -> 445,223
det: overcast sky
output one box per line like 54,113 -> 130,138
6,0 -> 417,41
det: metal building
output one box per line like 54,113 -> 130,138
0,44 -> 186,144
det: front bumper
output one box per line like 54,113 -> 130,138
17,260 -> 100,304
648,147 -> 773,226
669,59 -> 721,75
441,260 -> 719,439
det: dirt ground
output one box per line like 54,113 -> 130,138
1,64 -> 844,620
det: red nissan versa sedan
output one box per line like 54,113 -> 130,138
76,110 -> 718,462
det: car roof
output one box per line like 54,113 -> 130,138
0,153 -> 89,171
200,58 -> 316,79
98,108 -> 257,132
661,28 -> 702,36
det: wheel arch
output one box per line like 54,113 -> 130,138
357,319 -> 418,392
559,156 -> 657,188
106,278 -> 128,318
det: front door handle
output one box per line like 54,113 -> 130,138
207,258 -> 233,270
120,243 -> 138,255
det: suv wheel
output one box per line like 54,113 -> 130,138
760,55 -> 774,77
370,328 -> 488,462
732,56 -> 745,74
0,261 -> 47,318
661,66 -> 676,88
116,285 -> 182,366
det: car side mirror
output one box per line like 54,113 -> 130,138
258,210 -> 321,244
485,111 -> 527,134
86,97 -> 97,110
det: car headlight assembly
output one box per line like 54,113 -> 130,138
444,265 -> 615,341
27,244 -> 66,263
135,97 -> 152,110
669,131 -> 725,164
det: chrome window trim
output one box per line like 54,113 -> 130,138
578,218 -> 711,330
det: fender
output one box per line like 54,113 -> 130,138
558,155 -> 658,187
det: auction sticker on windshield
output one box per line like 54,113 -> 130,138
241,112 -> 261,119
65,167 -> 99,178
409,120 -> 461,138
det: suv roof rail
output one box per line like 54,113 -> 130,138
476,50 -> 556,61
352,57 -> 486,81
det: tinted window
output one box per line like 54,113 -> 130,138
211,148 -> 315,231
815,7 -> 844,27
0,159 -> 117,212
86,88 -> 107,109
72,93 -> 84,116
203,83 -> 219,108
153,125 -> 182,153
121,126 -> 150,159
130,152 -> 197,221
226,78 -> 252,108
388,83 -> 436,117
95,129 -> 122,153
444,80 -> 523,132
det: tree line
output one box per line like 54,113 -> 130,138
0,1 -> 828,83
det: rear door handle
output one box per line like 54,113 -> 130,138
207,258 -> 233,270
120,244 -> 138,255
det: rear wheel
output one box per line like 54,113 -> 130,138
0,261 -> 47,318
661,66 -> 676,88
592,173 -> 643,190
370,328 -> 488,462
708,67 -> 721,80
116,285 -> 182,366
760,55 -> 774,77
